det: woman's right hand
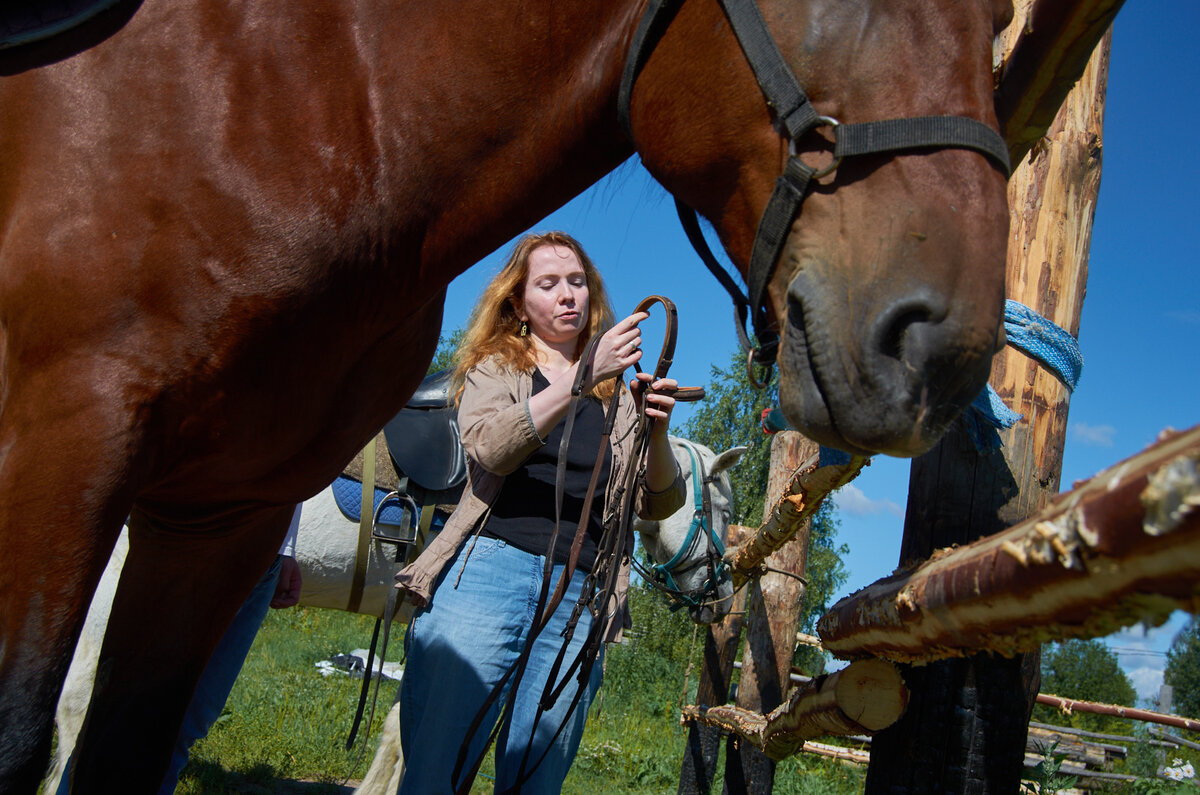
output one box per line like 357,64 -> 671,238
586,311 -> 648,387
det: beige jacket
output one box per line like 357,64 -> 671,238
395,356 -> 685,641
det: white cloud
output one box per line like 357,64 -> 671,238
1070,422 -> 1116,447
1126,664 -> 1166,705
834,484 -> 904,518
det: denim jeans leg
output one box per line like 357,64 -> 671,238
493,561 -> 604,795
399,537 -> 537,795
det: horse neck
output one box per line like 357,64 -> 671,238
372,0 -> 646,277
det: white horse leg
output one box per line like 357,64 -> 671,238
45,527 -> 129,792
354,700 -> 405,795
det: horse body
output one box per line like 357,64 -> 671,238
0,0 -> 1011,788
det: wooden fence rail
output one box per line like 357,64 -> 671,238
817,424 -> 1200,663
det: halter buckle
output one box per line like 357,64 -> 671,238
790,115 -> 842,180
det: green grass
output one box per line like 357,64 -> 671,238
176,603 -> 863,793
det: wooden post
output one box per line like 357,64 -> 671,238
678,523 -> 751,795
724,431 -> 817,795
863,8 -> 1111,791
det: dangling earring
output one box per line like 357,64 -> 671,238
519,321 -> 528,337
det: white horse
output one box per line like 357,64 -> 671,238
48,436 -> 744,793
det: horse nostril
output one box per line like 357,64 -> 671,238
871,296 -> 945,364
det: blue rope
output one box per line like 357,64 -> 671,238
1002,299 -> 1083,391
966,300 -> 1083,450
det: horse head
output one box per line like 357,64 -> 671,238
626,0 -> 1014,457
635,437 -> 746,625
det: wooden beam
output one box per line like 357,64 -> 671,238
681,659 -> 907,761
724,453 -> 866,587
1037,694 -> 1200,734
677,523 -> 752,795
819,425 -> 1200,663
724,431 -> 820,793
995,0 -> 1125,165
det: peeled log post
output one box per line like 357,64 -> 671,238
862,14 -> 1111,792
724,431 -> 819,795
818,424 -> 1200,662
995,0 -> 1125,166
678,523 -> 753,795
681,660 -> 907,761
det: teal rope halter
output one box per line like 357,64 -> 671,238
647,441 -> 730,610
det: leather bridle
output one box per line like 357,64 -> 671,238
618,0 -> 1012,384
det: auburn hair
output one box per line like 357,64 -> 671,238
451,231 -> 619,404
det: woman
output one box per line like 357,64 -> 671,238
395,231 -> 684,794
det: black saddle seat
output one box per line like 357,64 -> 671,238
383,369 -> 467,497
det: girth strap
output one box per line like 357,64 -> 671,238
348,436 -> 378,615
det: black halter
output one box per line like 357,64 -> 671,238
618,0 -> 1011,383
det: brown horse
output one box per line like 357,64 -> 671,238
0,0 -> 1012,789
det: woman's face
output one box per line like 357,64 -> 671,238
519,244 -> 590,347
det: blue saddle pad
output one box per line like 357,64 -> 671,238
331,474 -> 414,527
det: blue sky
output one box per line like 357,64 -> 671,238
438,1 -> 1198,705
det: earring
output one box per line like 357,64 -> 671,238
519,321 -> 528,337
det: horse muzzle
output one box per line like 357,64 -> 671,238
777,265 -> 1003,457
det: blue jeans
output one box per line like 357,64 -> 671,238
399,536 -> 604,795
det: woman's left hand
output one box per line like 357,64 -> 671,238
630,373 -> 676,437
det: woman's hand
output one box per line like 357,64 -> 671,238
634,373 -> 680,493
630,373 -> 677,438
586,311 -> 648,387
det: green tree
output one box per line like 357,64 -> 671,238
681,349 -> 778,527
1165,618 -> 1200,721
1034,639 -> 1137,734
428,328 -> 466,375
681,348 -> 848,676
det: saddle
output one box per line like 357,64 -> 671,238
0,0 -> 142,73
336,368 -> 467,525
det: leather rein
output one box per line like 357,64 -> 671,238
451,295 -> 705,794
618,0 -> 1012,385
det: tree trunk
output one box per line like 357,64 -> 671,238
724,432 -> 817,795
863,10 -> 1110,792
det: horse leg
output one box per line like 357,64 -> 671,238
0,427 -> 131,793
69,504 -> 291,791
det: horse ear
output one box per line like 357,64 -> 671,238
711,446 -> 748,475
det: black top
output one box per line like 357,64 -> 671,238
482,368 -> 612,572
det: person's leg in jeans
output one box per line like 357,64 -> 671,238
493,560 -> 604,794
399,537 -> 536,794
